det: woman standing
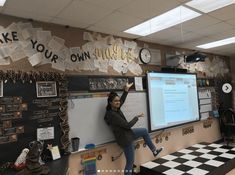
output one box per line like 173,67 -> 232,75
104,82 -> 163,175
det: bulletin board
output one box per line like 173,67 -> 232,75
0,71 -> 69,164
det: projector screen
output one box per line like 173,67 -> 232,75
147,72 -> 200,132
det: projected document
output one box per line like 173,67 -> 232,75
147,73 -> 200,131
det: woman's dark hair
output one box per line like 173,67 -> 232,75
106,91 -> 119,110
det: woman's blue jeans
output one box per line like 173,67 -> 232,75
123,128 -> 156,175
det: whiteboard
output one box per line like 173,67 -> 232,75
68,92 -> 148,148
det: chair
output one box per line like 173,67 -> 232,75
219,109 -> 235,145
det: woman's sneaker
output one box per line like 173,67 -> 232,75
153,147 -> 164,157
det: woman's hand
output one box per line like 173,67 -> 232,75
125,82 -> 133,92
137,113 -> 144,118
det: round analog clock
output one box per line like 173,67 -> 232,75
139,48 -> 151,64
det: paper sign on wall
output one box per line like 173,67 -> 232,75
37,127 -> 54,141
50,146 -> 61,160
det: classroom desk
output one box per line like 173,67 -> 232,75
2,155 -> 69,175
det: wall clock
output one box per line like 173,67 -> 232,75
139,48 -> 151,64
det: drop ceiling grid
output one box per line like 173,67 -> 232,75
87,11 -> 144,33
81,0 -> 133,12
117,0 -> 183,20
3,0 -> 72,17
208,3 -> 235,21
2,7 -> 54,22
173,15 -> 221,32
55,0 -> 115,26
192,21 -> 234,37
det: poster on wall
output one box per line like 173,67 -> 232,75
37,127 -> 55,140
89,78 -> 128,91
36,81 -> 57,98
0,80 -> 3,97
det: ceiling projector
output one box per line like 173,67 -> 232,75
184,52 -> 206,63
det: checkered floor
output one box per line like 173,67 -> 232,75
140,142 -> 235,175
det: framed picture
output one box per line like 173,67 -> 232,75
0,80 -> 3,97
36,81 -> 57,98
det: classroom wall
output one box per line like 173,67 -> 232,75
69,119 -> 221,174
0,14 -> 225,174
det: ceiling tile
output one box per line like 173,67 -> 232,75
208,45 -> 235,56
199,44 -> 235,56
176,0 -> 190,3
2,7 -> 53,22
139,37 -> 160,44
194,22 -> 233,36
0,6 -> 4,12
173,32 -> 208,45
208,29 -> 235,40
87,23 -> 142,39
176,43 -> 198,50
147,28 -> 182,39
139,38 -> 167,45
177,37 -> 214,49
57,0 -> 114,25
82,0 -> 133,11
3,0 -> 71,17
209,4 -> 235,20
158,40 -> 182,46
88,11 -> 143,32
118,0 -> 182,20
226,18 -> 235,27
111,31 -> 139,39
51,17 -> 90,29
218,45 -> 235,52
87,25 -> 120,36
174,15 -> 221,32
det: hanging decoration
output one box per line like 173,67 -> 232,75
0,22 -> 142,75
0,70 -> 65,84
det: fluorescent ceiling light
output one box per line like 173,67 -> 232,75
0,0 -> 6,6
186,0 -> 235,13
124,6 -> 201,36
197,36 -> 235,49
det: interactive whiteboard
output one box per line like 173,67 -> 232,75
68,92 -> 148,148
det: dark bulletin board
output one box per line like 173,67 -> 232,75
0,81 -> 61,164
67,75 -> 146,92
0,70 -> 70,165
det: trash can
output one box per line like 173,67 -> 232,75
71,137 -> 80,152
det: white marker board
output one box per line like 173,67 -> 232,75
68,92 -> 148,148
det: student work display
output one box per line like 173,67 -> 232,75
0,71 -> 69,164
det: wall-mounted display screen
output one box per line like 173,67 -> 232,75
147,72 -> 200,132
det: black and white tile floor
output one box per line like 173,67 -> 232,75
140,142 -> 235,175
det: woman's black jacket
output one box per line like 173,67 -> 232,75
104,91 -> 138,148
